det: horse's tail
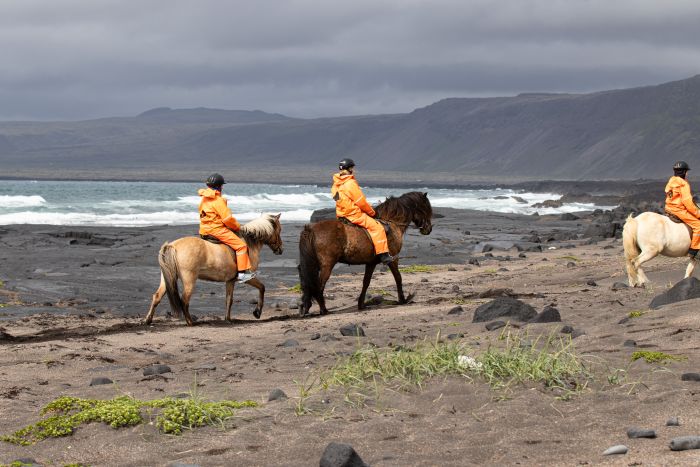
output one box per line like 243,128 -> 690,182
622,214 -> 641,286
298,225 -> 322,314
158,242 -> 184,318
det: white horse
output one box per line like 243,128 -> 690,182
622,212 -> 697,287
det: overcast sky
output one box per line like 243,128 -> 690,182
1,0 -> 699,121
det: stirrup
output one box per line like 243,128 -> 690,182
237,271 -> 257,283
378,253 -> 395,265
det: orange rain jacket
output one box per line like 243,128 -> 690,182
331,173 -> 376,221
198,188 -> 252,271
665,176 -> 700,218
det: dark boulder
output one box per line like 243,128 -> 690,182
472,297 -> 537,323
583,222 -> 620,239
560,213 -> 579,221
529,306 -> 562,323
310,208 -> 337,223
650,277 -> 700,309
340,324 -> 365,337
320,442 -> 369,467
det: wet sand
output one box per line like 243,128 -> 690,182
1,208 -> 700,466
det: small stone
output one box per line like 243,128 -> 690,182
560,325 -> 575,334
586,280 -> 597,286
618,317 -> 630,324
310,333 -> 321,340
666,417 -> 680,426
194,363 -> 216,371
451,284 -> 460,292
321,334 -> 340,342
447,333 -> 464,340
566,262 -> 576,268
485,252 -> 494,258
670,436 -> 700,451
268,388 -> 288,402
143,364 -> 172,376
681,373 -> 700,381
248,298 -> 258,304
89,377 -> 113,386
485,320 -> 506,331
623,340 -> 636,347
627,427 -> 656,439
602,445 -> 628,456
281,339 -> 299,347
518,253 -> 527,258
447,306 -> 464,315
339,324 -> 365,337
611,282 -> 629,290
468,258 -> 480,266
448,267 -> 457,272
420,278 -> 429,283
320,442 -> 369,467
529,305 -> 562,323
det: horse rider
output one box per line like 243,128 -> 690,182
332,158 -> 395,265
665,161 -> 700,258
198,173 -> 256,282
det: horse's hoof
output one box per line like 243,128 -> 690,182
320,309 -> 329,315
253,308 -> 262,319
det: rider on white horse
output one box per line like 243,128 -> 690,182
665,161 -> 700,258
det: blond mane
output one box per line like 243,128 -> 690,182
240,214 -> 276,242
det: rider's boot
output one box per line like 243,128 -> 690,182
237,269 -> 257,282
377,252 -> 395,265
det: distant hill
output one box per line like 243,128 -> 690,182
1,76 -> 699,180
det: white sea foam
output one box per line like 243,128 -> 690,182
0,195 -> 46,208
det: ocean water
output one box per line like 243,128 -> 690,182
0,180 -> 612,227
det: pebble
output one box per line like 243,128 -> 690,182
623,340 -> 636,347
451,284 -> 460,292
485,320 -> 506,331
288,299 -> 298,309
310,333 -> 321,340
281,339 -> 299,347
666,417 -> 680,426
420,278 -> 429,282
447,267 -> 457,271
340,324 -> 365,337
627,427 -> 657,439
89,377 -> 114,386
468,258 -> 480,266
268,388 -> 288,402
602,445 -> 628,456
611,282 -> 629,290
447,306 -> 464,315
320,442 -> 369,467
194,363 -> 216,371
681,373 -> 700,382
566,262 -> 576,268
321,334 -> 340,342
518,253 -> 527,258
586,280 -> 598,286
669,436 -> 700,451
447,333 -> 464,340
143,364 -> 172,376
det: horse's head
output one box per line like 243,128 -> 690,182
267,213 -> 284,255
414,192 -> 433,235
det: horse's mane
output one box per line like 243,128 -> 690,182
240,214 -> 276,244
374,191 -> 431,224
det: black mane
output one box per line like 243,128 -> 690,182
374,191 -> 432,225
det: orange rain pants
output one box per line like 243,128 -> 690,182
198,188 -> 252,271
331,172 -> 389,255
665,176 -> 700,249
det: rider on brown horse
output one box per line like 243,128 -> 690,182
665,161 -> 700,258
198,173 -> 256,282
332,159 -> 395,265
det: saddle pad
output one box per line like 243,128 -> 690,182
337,217 -> 391,234
200,235 -> 237,261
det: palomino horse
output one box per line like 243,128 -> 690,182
144,213 -> 283,325
622,212 -> 697,287
298,192 -> 433,316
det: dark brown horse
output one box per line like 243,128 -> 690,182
298,191 -> 433,316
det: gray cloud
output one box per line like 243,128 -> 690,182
0,0 -> 699,120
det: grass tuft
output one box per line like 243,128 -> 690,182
631,350 -> 686,364
1,395 -> 256,445
398,264 -> 435,274
288,283 -> 302,293
628,310 -> 646,318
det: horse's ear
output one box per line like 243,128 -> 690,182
423,192 -> 429,198
274,213 -> 281,220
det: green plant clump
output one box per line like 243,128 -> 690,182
288,283 -> 303,293
631,350 -> 686,364
398,264 -> 434,274
628,310 -> 646,318
1,396 -> 257,446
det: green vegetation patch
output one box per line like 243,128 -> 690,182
1,395 -> 257,446
628,310 -> 647,318
398,264 -> 435,274
631,350 -> 686,364
288,283 -> 303,293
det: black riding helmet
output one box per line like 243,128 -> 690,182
673,161 -> 690,171
339,158 -> 355,171
206,173 -> 226,188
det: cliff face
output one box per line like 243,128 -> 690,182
1,76 -> 699,180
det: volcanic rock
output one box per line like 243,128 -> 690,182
472,297 -> 537,323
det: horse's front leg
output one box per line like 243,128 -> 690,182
245,277 -> 265,319
358,262 -> 377,310
225,279 -> 236,321
387,260 -> 412,304
685,256 -> 698,279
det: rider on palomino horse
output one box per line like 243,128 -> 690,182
665,161 -> 700,258
331,158 -> 395,265
198,173 -> 256,282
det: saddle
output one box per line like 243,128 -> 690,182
337,217 -> 392,234
200,234 -> 237,261
664,211 -> 693,236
